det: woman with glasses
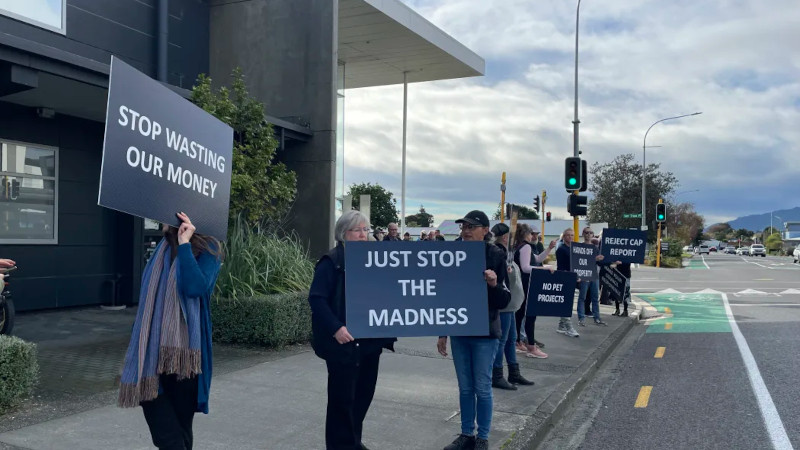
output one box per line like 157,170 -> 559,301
576,227 -> 607,326
308,210 -> 396,450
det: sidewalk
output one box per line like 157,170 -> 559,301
0,302 -> 641,450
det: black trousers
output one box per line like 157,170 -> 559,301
515,302 -> 526,343
524,315 -> 537,344
141,374 -> 199,450
325,351 -> 381,450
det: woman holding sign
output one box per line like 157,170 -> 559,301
118,213 -> 223,450
513,224 -> 555,358
308,210 -> 396,450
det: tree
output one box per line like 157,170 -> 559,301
346,182 -> 399,228
192,69 -> 297,227
707,223 -> 733,241
405,205 -> 434,227
587,153 -> 678,241
665,202 -> 704,245
765,232 -> 783,254
492,203 -> 539,220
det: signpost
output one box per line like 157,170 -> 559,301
623,213 -> 642,219
344,241 -> 490,338
98,57 -> 234,240
526,270 -> 578,317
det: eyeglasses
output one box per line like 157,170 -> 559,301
459,223 -> 483,230
347,227 -> 371,233
584,231 -> 594,236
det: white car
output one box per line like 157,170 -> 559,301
749,244 -> 766,257
793,247 -> 799,263
682,245 -> 692,252
695,244 -> 709,255
736,247 -> 749,256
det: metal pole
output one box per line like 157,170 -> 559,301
541,190 -> 546,238
157,0 -> 169,82
641,112 -> 703,230
657,221 -> 662,268
500,172 -> 506,224
401,72 -> 408,234
573,0 -> 581,158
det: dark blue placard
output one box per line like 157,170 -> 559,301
345,241 -> 490,338
599,266 -> 628,302
571,242 -> 598,281
599,228 -> 647,264
526,270 -> 577,317
98,57 -> 233,240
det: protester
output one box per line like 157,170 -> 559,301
438,210 -> 510,450
490,223 -> 534,390
576,227 -> 606,326
384,223 -> 401,241
118,212 -> 223,450
435,229 -> 446,241
403,232 -> 412,241
420,231 -> 428,241
513,224 -> 555,358
612,261 -> 632,317
309,210 -> 396,450
372,228 -> 385,242
554,228 -> 580,337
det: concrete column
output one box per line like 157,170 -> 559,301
209,0 -> 338,258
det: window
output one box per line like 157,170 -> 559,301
0,0 -> 66,34
0,140 -> 58,244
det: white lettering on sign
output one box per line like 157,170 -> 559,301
118,106 -> 162,141
416,250 -> 467,268
573,246 -> 592,255
166,128 -> 226,173
167,163 -> 219,198
604,237 -> 629,246
397,279 -> 436,296
579,258 -> 588,265
610,248 -> 637,256
126,146 -> 164,178
369,308 -> 469,326
537,294 -> 566,303
365,250 -> 413,268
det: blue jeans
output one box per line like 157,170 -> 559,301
450,336 -> 498,440
493,312 -> 518,368
578,280 -> 600,321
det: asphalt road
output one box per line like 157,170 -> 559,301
574,254 -> 800,449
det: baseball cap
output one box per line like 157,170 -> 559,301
455,210 -> 490,227
529,224 -> 540,233
491,223 -> 509,237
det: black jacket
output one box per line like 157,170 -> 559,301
309,243 -> 396,363
483,242 -> 512,339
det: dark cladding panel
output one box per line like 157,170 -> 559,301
168,0 -> 210,88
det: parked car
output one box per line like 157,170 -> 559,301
749,244 -> 766,257
736,246 -> 749,256
682,245 -> 693,253
695,244 -> 710,255
709,247 -> 718,252
794,247 -> 800,263
725,247 -> 737,254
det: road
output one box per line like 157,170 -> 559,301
547,253 -> 800,450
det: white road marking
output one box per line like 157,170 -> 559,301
701,255 -> 710,269
736,289 -> 768,295
722,293 -> 794,450
730,303 -> 800,307
654,288 -> 682,294
781,289 -> 800,295
740,257 -> 774,269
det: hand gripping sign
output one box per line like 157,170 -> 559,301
99,57 -> 233,240
344,241 -> 490,338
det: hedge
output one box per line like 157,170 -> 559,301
211,292 -> 311,347
0,335 -> 39,414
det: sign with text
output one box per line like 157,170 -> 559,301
98,57 -> 233,240
600,266 -> 628,302
526,270 -> 577,317
344,241 -> 489,338
571,242 -> 598,281
600,228 -> 647,264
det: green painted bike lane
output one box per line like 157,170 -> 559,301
685,257 -> 709,270
642,292 -> 731,333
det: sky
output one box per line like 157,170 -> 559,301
342,0 -> 800,227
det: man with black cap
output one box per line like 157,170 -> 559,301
438,210 -> 511,450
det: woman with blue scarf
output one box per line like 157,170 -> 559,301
118,212 -> 222,450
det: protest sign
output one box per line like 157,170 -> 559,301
98,56 -> 233,240
571,242 -> 598,281
600,266 -> 628,302
345,241 -> 489,338
599,228 -> 647,264
526,270 -> 577,317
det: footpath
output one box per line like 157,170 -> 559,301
0,301 -> 641,450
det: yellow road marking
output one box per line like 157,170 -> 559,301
664,307 -> 671,314
664,322 -> 673,330
654,347 -> 666,358
635,386 -> 653,408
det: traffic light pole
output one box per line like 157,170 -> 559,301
541,190 -> 546,237
656,222 -> 662,268
500,172 -> 506,224
573,190 -> 580,237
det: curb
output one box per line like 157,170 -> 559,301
502,305 -> 643,450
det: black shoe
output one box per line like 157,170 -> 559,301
533,339 -> 545,349
612,310 -> 620,316
475,437 -> 489,450
492,367 -> 517,390
620,311 -> 629,317
444,434 -> 475,450
507,363 -> 534,386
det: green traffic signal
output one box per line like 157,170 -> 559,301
568,178 -> 577,186
658,214 -> 665,220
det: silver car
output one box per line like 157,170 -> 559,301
749,244 -> 766,257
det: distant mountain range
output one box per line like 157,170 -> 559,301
722,207 -> 800,231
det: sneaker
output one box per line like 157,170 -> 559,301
444,434 -> 475,450
578,319 -> 586,327
533,339 -> 545,349
564,324 -> 580,337
525,345 -> 548,358
475,437 -> 489,450
515,341 -> 528,353
594,319 -> 608,326
556,320 -> 568,334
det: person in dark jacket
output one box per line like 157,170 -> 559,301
118,212 -> 223,450
438,210 -> 511,450
308,210 -> 396,450
383,223 -> 401,241
555,228 -> 580,337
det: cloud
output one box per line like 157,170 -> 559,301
343,0 -> 800,225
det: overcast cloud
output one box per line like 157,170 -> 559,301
343,0 -> 800,226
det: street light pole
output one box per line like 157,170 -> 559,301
641,112 -> 702,230
572,0 -> 582,237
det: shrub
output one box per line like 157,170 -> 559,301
212,292 -> 311,347
0,335 -> 39,414
216,220 -> 315,299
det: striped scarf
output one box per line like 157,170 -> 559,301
118,239 -> 202,408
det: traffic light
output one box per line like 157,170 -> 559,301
533,195 -> 540,213
656,203 -> 666,223
567,193 -> 588,217
580,160 -> 588,192
546,212 -> 551,222
564,157 -> 582,191
10,179 -> 19,200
